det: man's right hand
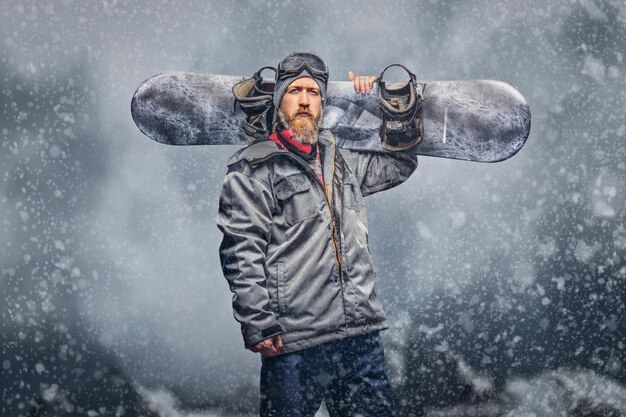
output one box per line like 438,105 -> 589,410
249,334 -> 283,357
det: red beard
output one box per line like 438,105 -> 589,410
279,108 -> 321,145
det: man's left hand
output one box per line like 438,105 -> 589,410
348,71 -> 377,94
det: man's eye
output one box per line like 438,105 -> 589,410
310,90 -> 319,95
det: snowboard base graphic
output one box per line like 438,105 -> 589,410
131,72 -> 531,162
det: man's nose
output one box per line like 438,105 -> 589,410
298,91 -> 310,106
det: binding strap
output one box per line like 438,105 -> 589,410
232,66 -> 276,141
377,64 -> 424,151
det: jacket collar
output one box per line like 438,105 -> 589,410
227,129 -> 336,167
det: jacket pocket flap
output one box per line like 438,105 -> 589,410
274,174 -> 311,200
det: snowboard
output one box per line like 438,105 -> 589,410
131,72 -> 531,162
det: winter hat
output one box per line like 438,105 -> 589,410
272,52 -> 329,128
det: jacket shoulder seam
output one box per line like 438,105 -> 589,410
229,168 -> 273,196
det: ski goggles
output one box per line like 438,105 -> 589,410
276,52 -> 329,85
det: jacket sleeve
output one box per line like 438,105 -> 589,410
339,149 -> 418,197
216,165 -> 282,349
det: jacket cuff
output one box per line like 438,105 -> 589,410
244,324 -> 284,348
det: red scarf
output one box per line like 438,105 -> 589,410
268,130 -> 324,185
268,130 -> 312,154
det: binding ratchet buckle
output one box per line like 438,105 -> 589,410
377,64 -> 424,151
232,66 -> 276,141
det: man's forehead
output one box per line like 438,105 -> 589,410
287,77 -> 320,90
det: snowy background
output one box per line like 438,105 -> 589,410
2,0 -> 625,416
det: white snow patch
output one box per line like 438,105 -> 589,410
512,262 -> 535,291
573,241 -> 599,263
137,385 -> 241,417
447,209 -> 466,228
505,369 -> 626,416
35,362 -> 46,374
551,276 -> 566,291
593,199 -> 615,217
581,55 -> 606,83
537,238 -> 557,259
416,221 -> 434,240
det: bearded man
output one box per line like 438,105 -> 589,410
217,52 -> 418,417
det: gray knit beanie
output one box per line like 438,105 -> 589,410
272,52 -> 328,128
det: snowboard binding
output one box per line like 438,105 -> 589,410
377,64 -> 424,151
232,66 -> 276,141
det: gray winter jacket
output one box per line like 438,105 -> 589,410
217,130 -> 417,354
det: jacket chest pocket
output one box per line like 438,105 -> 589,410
274,174 -> 318,225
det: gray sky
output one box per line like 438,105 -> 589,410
2,0 -> 625,413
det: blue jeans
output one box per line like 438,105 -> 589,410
260,332 -> 397,417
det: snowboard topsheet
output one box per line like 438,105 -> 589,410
131,72 -> 531,162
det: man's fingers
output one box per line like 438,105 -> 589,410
262,344 -> 278,357
368,76 -> 377,91
253,336 -> 284,357
364,76 -> 376,93
360,78 -> 368,94
274,334 -> 283,350
251,339 -> 270,353
350,71 -> 363,93
350,73 -> 377,94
